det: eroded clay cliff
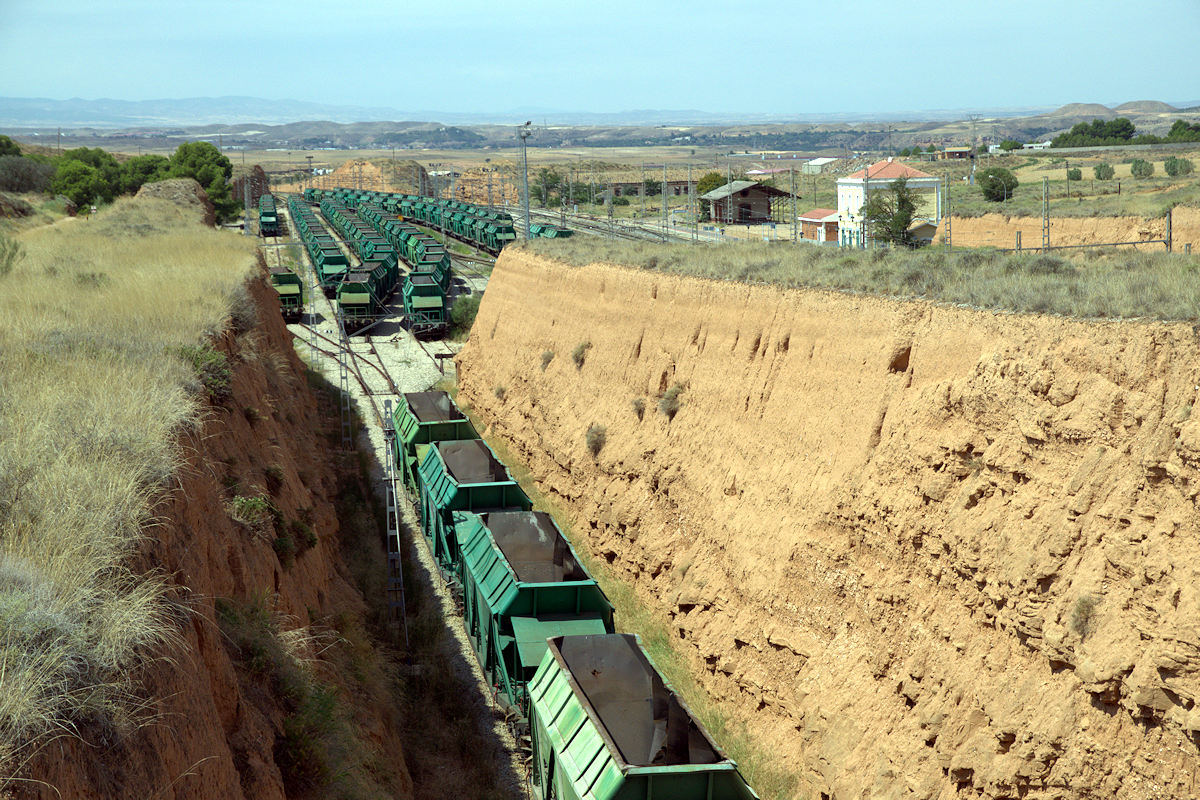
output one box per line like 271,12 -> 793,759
457,250 -> 1200,799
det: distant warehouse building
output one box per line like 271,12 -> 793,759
700,180 -> 795,224
802,157 -> 838,174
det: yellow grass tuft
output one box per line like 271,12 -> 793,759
0,197 -> 256,771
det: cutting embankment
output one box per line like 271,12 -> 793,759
457,248 -> 1200,799
0,186 -> 414,799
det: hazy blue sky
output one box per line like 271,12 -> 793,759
2,0 -> 1198,115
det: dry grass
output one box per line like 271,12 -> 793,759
0,197 -> 255,771
525,237 -> 1200,322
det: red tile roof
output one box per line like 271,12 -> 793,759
846,160 -> 934,180
799,208 -> 837,220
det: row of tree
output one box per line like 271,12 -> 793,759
0,136 -> 240,222
1052,118 -> 1200,148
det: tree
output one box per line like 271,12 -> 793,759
861,177 -> 919,246
51,160 -> 108,207
0,135 -> 20,157
643,178 -> 662,196
696,171 -> 724,196
926,144 -> 938,153
1094,163 -> 1115,180
1130,158 -> 1154,179
978,167 -> 1019,202
0,155 -> 55,193
164,141 -> 239,221
120,154 -> 170,194
696,171 -> 723,222
1066,168 -> 1082,181
1164,156 -> 1194,177
999,139 -> 1023,151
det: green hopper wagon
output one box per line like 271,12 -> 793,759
454,510 -> 614,717
529,634 -> 759,800
416,439 -> 531,571
392,392 -> 478,492
269,267 -> 303,322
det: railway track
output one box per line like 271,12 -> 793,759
519,206 -> 697,243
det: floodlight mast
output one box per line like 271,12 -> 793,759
519,122 -> 532,239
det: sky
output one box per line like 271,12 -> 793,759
2,0 -> 1199,117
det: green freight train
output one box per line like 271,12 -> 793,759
395,389 -> 760,800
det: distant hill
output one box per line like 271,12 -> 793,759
1114,100 -> 1178,113
1049,103 -> 1116,118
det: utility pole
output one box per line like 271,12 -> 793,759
790,166 -> 797,243
726,159 -> 732,227
243,179 -> 251,237
641,161 -> 646,220
519,122 -> 532,239
662,164 -> 668,241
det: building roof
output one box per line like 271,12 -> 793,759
699,180 -> 793,201
845,160 -> 935,180
942,146 -> 973,153
806,157 -> 838,166
799,208 -> 837,222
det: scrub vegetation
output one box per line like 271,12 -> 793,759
525,238 -> 1200,321
0,197 -> 255,770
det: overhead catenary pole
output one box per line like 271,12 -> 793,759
790,166 -> 798,242
519,122 -> 532,239
662,163 -> 668,241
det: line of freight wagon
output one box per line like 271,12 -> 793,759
393,390 -> 759,800
269,192 -> 453,336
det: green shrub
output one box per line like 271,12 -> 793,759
273,533 -> 296,567
289,518 -> 317,550
659,384 -> 684,420
572,341 -> 592,370
1130,158 -> 1154,179
449,293 -> 481,340
177,344 -> 232,402
493,385 -> 506,401
1164,156 -> 1194,177
229,494 -> 276,534
632,397 -> 646,420
1066,168 -> 1082,181
264,464 -> 285,493
1093,163 -> 1115,180
541,349 -> 555,370
612,196 -> 630,206
978,167 -> 1019,202
586,423 -> 607,457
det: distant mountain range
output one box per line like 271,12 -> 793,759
0,94 -> 1082,129
5,97 -> 1198,155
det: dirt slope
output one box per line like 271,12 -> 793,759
10,273 -> 413,800
456,250 -> 1200,799
936,208 -> 1200,251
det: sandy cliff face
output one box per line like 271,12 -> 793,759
456,251 -> 1200,799
12,276 -> 412,800
935,208 -> 1200,251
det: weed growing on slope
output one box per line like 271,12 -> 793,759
659,383 -> 684,420
1071,594 -> 1100,639
572,340 -> 592,369
586,423 -> 607,457
541,349 -> 555,370
177,344 -> 232,402
631,397 -> 646,420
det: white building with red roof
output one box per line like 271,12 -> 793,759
836,158 -> 942,247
